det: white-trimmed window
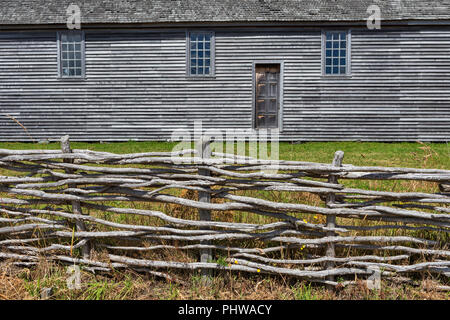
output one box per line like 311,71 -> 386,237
323,31 -> 351,76
58,31 -> 85,78
187,31 -> 215,77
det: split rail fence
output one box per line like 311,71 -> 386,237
0,136 -> 449,288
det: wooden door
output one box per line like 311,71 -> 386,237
255,64 -> 280,129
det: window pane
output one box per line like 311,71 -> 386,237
60,32 -> 84,78
324,32 -> 349,75
189,32 -> 213,76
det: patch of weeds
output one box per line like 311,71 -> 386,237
83,281 -> 111,300
210,256 -> 230,268
291,282 -> 319,300
23,277 -> 41,298
167,283 -> 180,300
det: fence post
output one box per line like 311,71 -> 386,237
196,137 -> 213,278
325,150 -> 344,289
61,135 -> 91,260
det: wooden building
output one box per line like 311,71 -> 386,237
0,0 -> 449,141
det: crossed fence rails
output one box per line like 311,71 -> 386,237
0,136 -> 449,289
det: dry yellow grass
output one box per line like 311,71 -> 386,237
0,261 -> 448,300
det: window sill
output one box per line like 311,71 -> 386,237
251,127 -> 283,134
185,76 -> 216,80
57,77 -> 87,81
321,75 -> 353,79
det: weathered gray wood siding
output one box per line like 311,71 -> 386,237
0,26 -> 449,141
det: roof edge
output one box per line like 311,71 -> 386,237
2,19 -> 450,30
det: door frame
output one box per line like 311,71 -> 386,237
252,60 -> 284,132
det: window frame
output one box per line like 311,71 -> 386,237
186,31 -> 215,78
57,30 -> 86,80
321,29 -> 352,77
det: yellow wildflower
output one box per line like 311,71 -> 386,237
257,269 -> 261,273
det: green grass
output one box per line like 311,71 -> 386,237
291,283 -> 319,300
1,140 -> 449,168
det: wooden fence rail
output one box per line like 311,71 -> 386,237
0,136 -> 449,288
